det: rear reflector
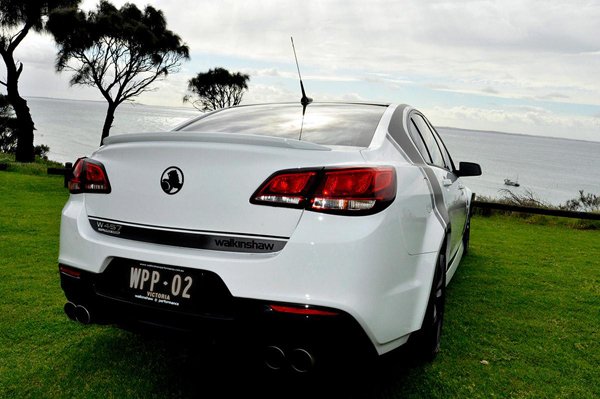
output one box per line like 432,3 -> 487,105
59,265 -> 81,278
269,304 -> 339,317
68,157 -> 111,194
251,167 -> 396,215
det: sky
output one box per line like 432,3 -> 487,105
9,0 -> 600,142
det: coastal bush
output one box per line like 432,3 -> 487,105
477,189 -> 600,213
497,188 -> 550,208
0,129 -> 17,153
559,190 -> 600,213
34,144 -> 50,160
0,151 -> 63,175
474,190 -> 600,229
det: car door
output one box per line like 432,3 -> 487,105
409,113 -> 467,262
427,119 -> 468,259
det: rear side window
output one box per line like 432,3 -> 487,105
177,103 -> 386,147
428,121 -> 456,172
408,119 -> 432,163
410,114 -> 446,169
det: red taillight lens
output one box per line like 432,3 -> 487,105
68,158 -> 111,194
251,171 -> 317,207
251,167 -> 396,215
312,168 -> 396,212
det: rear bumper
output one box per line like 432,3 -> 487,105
59,264 -> 376,361
60,196 -> 442,355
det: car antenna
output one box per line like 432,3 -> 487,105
291,37 -> 312,141
291,37 -> 313,109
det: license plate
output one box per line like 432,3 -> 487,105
127,262 -> 194,308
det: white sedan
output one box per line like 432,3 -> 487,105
59,102 -> 481,372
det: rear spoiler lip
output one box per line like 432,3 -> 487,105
102,132 -> 332,151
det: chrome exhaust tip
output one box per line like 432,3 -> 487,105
74,305 -> 92,324
289,348 -> 315,373
64,302 -> 77,321
264,345 -> 286,371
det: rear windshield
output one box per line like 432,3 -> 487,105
176,103 -> 387,147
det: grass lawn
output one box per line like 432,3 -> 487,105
0,170 -> 598,398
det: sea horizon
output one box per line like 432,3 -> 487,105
26,95 -> 600,145
22,96 -> 600,207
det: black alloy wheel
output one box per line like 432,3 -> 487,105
462,216 -> 471,256
411,249 -> 447,361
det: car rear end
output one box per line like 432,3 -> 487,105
58,103 -> 436,371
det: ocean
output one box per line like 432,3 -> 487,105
26,97 -> 600,206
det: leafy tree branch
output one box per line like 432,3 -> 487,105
48,0 -> 189,144
0,0 -> 80,162
184,67 -> 250,112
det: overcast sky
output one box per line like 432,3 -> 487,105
10,0 -> 600,141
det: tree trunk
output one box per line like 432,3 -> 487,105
100,102 -> 117,145
11,96 -> 35,162
1,51 -> 35,163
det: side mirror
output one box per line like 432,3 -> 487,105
456,162 -> 482,177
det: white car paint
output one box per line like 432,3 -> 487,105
58,102 -> 479,359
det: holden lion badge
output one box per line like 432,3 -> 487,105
160,166 -> 184,195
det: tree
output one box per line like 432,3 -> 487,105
0,93 -> 17,153
183,67 -> 250,112
0,93 -> 50,158
48,0 -> 189,144
0,0 -> 80,162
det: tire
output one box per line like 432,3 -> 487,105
411,249 -> 447,361
462,215 -> 471,257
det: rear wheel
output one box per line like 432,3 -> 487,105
462,215 -> 471,256
411,249 -> 446,361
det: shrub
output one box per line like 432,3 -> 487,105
559,190 -> 600,213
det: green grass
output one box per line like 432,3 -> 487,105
1,170 -> 598,398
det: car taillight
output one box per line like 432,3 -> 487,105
68,157 -> 111,194
252,171 -> 318,207
251,167 -> 396,215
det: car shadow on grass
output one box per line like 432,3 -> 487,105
64,325 -> 427,398
141,333 -> 425,398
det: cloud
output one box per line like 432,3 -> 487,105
427,104 -> 600,141
363,74 -> 413,87
239,68 -> 283,78
537,92 -> 570,101
35,0 -> 600,109
482,87 -> 499,95
242,83 -> 296,104
10,0 -> 600,142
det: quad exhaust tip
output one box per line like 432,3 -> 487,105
289,348 -> 315,373
264,345 -> 315,373
264,346 -> 287,371
65,305 -> 316,371
64,302 -> 92,324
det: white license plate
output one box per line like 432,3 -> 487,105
127,262 -> 194,308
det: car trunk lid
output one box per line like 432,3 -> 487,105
83,133 -> 365,242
